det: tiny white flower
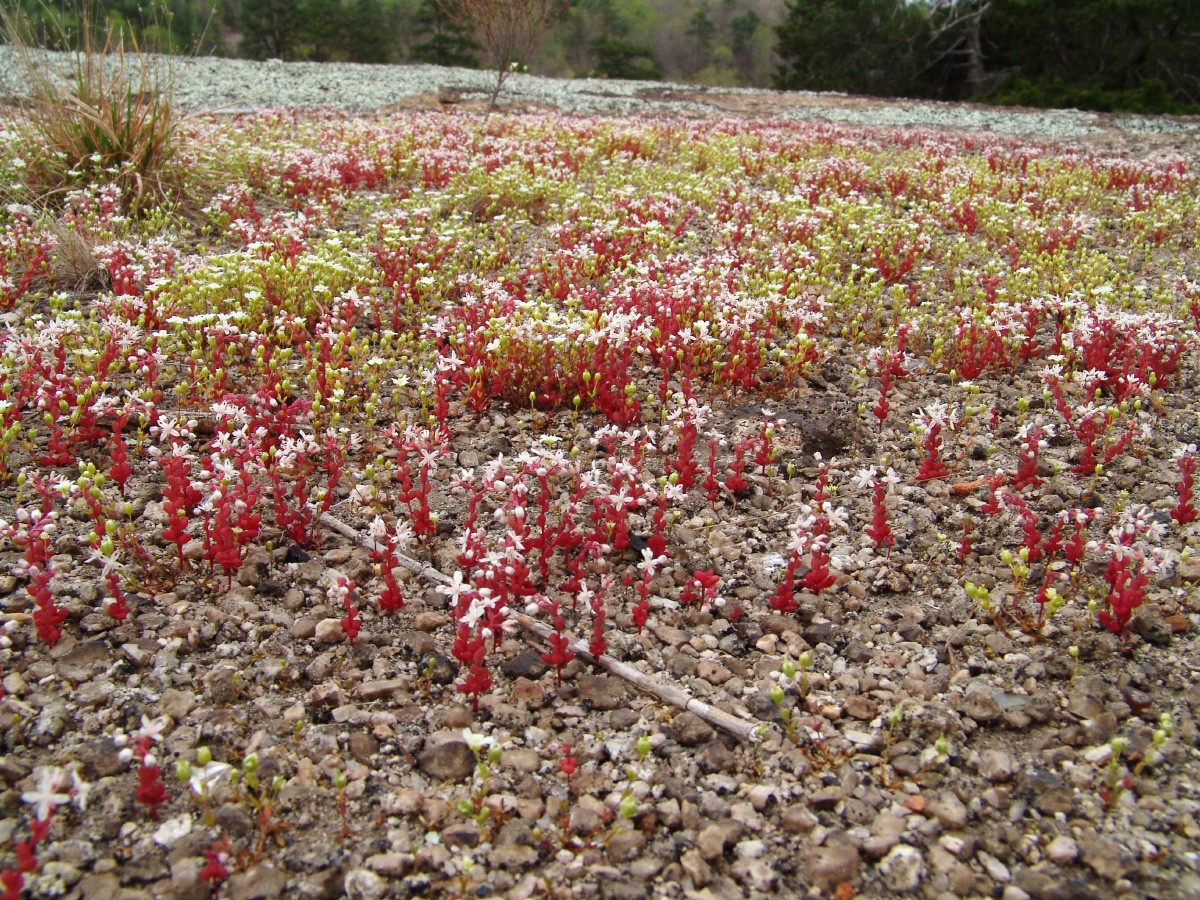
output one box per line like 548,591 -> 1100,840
189,761 -> 234,797
22,767 -> 70,820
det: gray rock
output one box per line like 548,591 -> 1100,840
747,785 -> 778,812
680,849 -> 712,887
204,667 -> 241,705
1068,676 -> 1108,719
1021,768 -> 1075,816
877,844 -> 925,892
417,741 -> 475,783
314,617 -> 347,645
343,868 -> 386,900
863,813 -> 905,858
500,648 -> 548,679
160,688 -> 197,721
418,652 -> 458,685
808,844 -> 861,892
809,785 -> 844,810
568,795 -> 608,835
732,857 -> 778,892
31,702 -> 67,745
696,820 -> 742,861
844,695 -> 878,720
960,686 -> 1002,723
978,850 -> 1011,883
929,792 -> 969,829
489,843 -> 538,870
304,652 -> 336,682
215,804 -> 254,839
779,805 -> 817,834
364,853 -> 410,877
170,857 -> 212,900
576,675 -> 627,711
607,829 -> 646,863
348,731 -> 378,764
442,822 -> 481,849
225,864 -> 287,900
355,679 -> 408,701
977,749 -> 1016,782
1081,837 -> 1135,880
121,640 -> 158,667
78,736 -> 125,778
504,748 -> 540,774
699,741 -> 738,774
629,855 -> 664,880
39,861 -> 82,889
55,640 -> 111,685
670,711 -> 715,747
292,616 -> 318,640
1082,711 -> 1118,744
77,873 -> 121,900
1045,835 -> 1079,864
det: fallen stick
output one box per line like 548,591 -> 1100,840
319,512 -> 764,742
511,612 -> 762,742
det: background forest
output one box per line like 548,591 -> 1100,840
2,0 -> 1197,114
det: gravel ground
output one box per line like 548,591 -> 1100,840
2,50 -> 1200,900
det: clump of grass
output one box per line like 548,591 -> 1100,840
2,3 -> 185,216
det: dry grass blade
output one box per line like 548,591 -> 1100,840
44,219 -> 104,294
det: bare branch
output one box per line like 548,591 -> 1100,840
436,0 -> 564,109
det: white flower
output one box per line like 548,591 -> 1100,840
88,545 -> 122,576
786,527 -> 810,556
459,596 -> 489,630
881,468 -> 902,492
70,765 -> 90,811
437,571 -> 470,606
367,516 -> 389,543
133,715 -> 169,744
462,729 -> 494,754
22,767 -> 71,820
853,466 -> 877,490
637,547 -> 668,578
189,761 -> 234,796
661,482 -> 686,502
576,583 -> 595,608
919,399 -> 956,430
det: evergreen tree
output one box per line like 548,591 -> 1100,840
410,0 -> 478,66
300,0 -> 344,61
979,0 -> 1200,113
688,2 -> 715,51
588,32 -> 660,80
774,0 -> 932,97
344,0 -> 393,63
728,9 -> 758,59
234,0 -> 306,59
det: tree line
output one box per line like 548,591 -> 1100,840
3,1 -> 1196,114
775,0 -> 1200,115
